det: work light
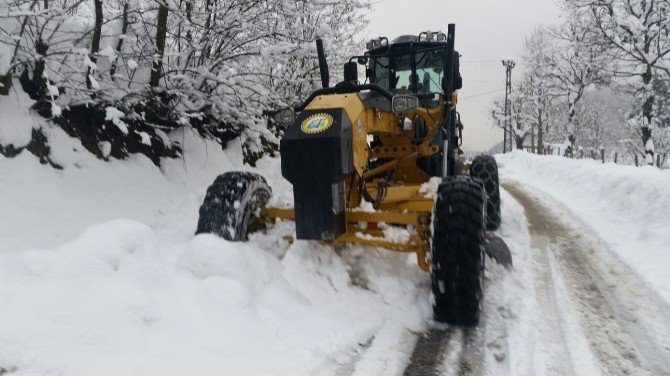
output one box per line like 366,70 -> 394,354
274,107 -> 295,127
392,95 -> 419,114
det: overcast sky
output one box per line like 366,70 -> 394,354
362,0 -> 564,151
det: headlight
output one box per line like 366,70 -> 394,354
274,107 -> 295,127
392,95 -> 419,114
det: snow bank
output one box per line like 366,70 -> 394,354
0,127 -> 245,252
0,100 -> 430,375
0,219 -> 429,375
498,151 -> 670,303
0,86 -> 249,251
0,88 -> 38,148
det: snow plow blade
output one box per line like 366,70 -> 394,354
484,234 -> 513,269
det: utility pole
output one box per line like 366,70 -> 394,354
502,60 -> 515,153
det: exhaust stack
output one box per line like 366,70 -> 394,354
315,38 -> 330,89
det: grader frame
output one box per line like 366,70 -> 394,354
257,25 -> 462,271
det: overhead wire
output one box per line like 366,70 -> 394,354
459,88 -> 505,100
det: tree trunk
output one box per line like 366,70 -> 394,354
537,121 -> 544,155
110,2 -> 129,80
150,4 -> 169,88
87,0 -> 103,89
641,65 -> 655,165
530,124 -> 536,153
515,133 -> 525,150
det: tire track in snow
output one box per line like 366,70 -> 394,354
402,327 -> 455,376
403,282 -> 492,376
505,182 -> 669,376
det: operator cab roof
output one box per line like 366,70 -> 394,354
365,31 -> 449,54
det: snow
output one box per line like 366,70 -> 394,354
98,45 -> 117,61
0,88 -> 38,147
50,101 -> 62,117
318,23 -> 333,37
497,151 -> 670,304
380,223 -> 412,244
4,87 -> 669,374
83,56 -> 97,70
0,215 -> 428,376
126,59 -> 138,70
419,176 -> 441,198
137,131 -> 151,145
0,95 -> 430,375
89,74 -> 100,90
99,141 -> 112,157
105,106 -> 128,134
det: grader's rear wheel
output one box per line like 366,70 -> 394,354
431,177 -> 486,326
195,172 -> 271,241
470,155 -> 501,231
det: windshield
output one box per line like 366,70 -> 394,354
369,46 -> 445,96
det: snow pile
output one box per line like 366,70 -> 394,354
0,88 -> 38,148
498,151 -> 670,303
0,105 -> 430,375
0,126 -> 244,251
0,219 -> 429,375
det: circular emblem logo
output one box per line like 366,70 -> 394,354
301,113 -> 333,134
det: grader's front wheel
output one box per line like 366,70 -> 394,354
431,177 -> 486,326
195,172 -> 272,241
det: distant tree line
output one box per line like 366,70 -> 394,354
492,0 -> 670,166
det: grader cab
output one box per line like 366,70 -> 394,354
195,24 -> 509,326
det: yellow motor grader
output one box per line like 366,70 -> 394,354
196,24 -> 509,326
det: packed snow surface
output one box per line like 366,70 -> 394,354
498,151 -> 670,304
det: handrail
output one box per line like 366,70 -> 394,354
295,83 -> 394,111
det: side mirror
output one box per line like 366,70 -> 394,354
453,75 -> 463,90
452,52 -> 462,90
344,62 -> 358,83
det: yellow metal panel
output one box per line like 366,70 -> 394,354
265,207 -> 432,225
263,207 -> 295,220
379,199 -> 435,212
367,110 -> 398,133
364,184 -> 421,204
346,211 -> 423,225
333,233 -> 422,252
305,94 -> 367,174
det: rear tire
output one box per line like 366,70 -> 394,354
195,172 -> 272,241
431,177 -> 486,326
470,155 -> 501,231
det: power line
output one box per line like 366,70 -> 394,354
459,88 -> 505,100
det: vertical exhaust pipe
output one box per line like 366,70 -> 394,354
316,38 -> 330,89
442,24 -> 456,178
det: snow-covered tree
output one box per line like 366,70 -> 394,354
260,0 -> 369,105
545,16 -> 613,150
491,76 -> 537,151
563,0 -> 670,164
0,0 -> 371,163
522,26 -> 561,153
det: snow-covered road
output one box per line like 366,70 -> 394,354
398,180 -> 670,376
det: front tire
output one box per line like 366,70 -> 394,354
195,172 -> 271,241
431,177 -> 486,326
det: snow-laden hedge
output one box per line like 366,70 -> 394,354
1,0 -> 369,165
